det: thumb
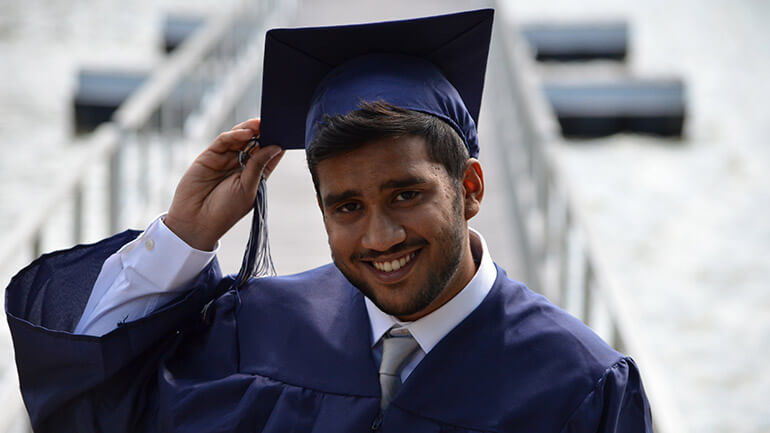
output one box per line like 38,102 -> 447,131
241,145 -> 283,194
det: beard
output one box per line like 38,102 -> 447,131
332,191 -> 467,318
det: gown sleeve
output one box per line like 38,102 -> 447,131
560,357 -> 653,433
75,216 -> 217,336
4,230 -> 227,433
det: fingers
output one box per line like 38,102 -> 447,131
207,118 -> 261,154
263,150 -> 286,179
209,128 -> 254,154
230,118 -> 261,134
240,145 -> 284,193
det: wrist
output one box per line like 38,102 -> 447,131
163,213 -> 218,252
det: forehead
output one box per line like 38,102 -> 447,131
315,135 -> 446,195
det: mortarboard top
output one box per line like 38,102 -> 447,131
259,8 -> 495,158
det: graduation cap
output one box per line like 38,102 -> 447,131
235,9 -> 495,287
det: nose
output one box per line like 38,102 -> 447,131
361,209 -> 406,252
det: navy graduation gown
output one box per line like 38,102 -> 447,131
6,231 -> 652,432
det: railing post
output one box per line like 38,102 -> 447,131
136,129 -> 149,208
582,260 -> 593,324
31,232 -> 42,260
73,183 -> 84,244
109,133 -> 126,235
541,165 -> 552,263
609,323 -> 622,353
558,208 -> 571,306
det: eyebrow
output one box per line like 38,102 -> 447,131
380,176 -> 429,191
322,176 -> 429,208
322,189 -> 359,208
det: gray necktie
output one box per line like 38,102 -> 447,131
378,327 -> 419,411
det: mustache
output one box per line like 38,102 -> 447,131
353,238 -> 428,261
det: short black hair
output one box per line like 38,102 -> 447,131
306,101 -> 470,192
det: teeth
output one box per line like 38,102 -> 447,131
373,252 -> 415,272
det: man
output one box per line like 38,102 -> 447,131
6,9 -> 652,433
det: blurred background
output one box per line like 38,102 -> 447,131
0,0 -> 768,432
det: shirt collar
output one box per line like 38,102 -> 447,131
365,228 -> 497,353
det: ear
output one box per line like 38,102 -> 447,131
461,158 -> 484,220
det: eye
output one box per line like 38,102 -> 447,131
394,191 -> 420,202
337,202 -> 361,213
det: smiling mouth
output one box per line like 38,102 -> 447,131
372,252 -> 417,272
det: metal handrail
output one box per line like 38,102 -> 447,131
0,8 -> 263,269
493,3 -> 689,433
0,125 -> 119,264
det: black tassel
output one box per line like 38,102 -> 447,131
234,138 -> 276,289
235,175 -> 276,288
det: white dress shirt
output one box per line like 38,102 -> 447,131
75,217 -> 498,383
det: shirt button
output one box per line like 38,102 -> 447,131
144,239 -> 155,251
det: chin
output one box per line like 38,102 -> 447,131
346,273 -> 442,318
371,293 -> 432,318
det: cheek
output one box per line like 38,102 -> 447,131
420,195 -> 459,224
325,224 -> 356,255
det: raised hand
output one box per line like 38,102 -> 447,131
165,118 -> 285,251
